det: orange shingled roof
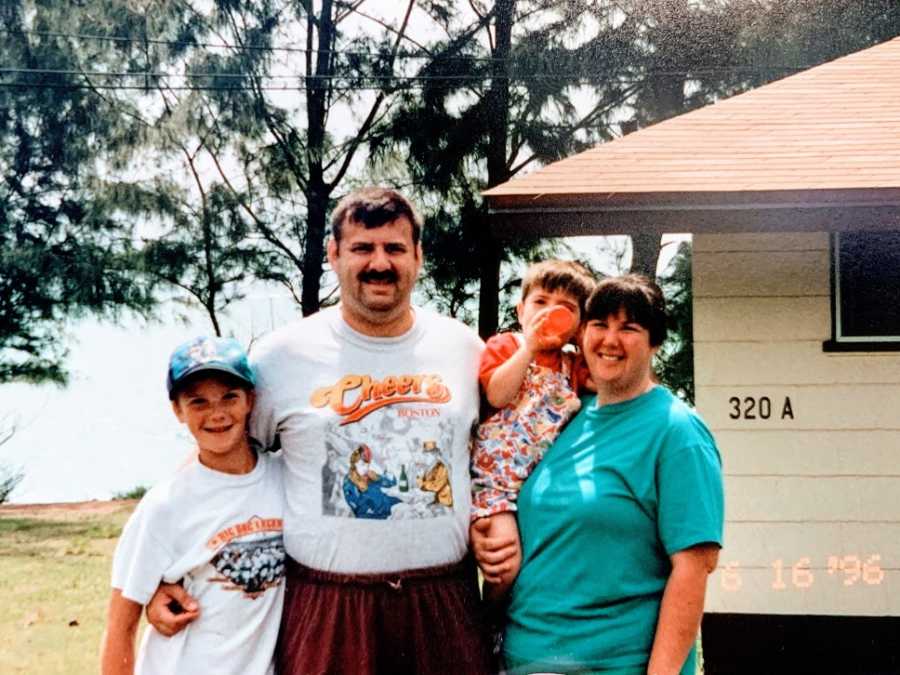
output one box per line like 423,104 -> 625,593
484,36 -> 900,235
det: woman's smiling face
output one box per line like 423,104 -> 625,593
582,306 -> 658,405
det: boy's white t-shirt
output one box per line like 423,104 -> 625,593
251,305 -> 483,574
111,453 -> 285,675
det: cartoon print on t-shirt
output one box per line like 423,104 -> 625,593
342,444 -> 403,519
322,420 -> 457,519
417,440 -> 453,507
315,372 -> 460,520
205,517 -> 285,597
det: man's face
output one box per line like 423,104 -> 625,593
327,215 -> 422,328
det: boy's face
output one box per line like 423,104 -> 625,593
517,286 -> 582,344
171,375 -> 255,461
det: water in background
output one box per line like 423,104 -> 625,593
0,293 -> 300,503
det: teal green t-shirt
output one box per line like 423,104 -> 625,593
504,386 -> 724,675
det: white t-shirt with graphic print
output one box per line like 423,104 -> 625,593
111,453 -> 285,675
251,305 -> 483,574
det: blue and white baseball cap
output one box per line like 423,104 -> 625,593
166,336 -> 256,399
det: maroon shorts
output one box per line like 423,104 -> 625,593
276,556 -> 495,675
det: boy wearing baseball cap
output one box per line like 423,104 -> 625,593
101,336 -> 285,675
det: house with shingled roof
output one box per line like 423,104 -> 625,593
484,35 -> 900,674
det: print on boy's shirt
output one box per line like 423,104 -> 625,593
312,373 -> 458,520
205,516 -> 286,597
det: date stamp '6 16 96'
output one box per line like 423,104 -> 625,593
720,554 -> 886,592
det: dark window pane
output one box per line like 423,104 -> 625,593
838,232 -> 900,338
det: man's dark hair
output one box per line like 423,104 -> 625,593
584,274 -> 668,347
330,187 -> 423,246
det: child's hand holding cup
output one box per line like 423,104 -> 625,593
525,305 -> 576,352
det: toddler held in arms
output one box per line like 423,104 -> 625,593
470,260 -> 596,595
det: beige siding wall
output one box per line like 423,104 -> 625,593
694,232 -> 900,616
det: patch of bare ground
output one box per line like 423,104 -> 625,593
0,499 -> 138,519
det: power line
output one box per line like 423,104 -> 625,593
2,27 -> 340,56
0,65 -> 804,84
0,69 -> 792,93
0,28 -> 810,72
0,27 -> 498,61
0,81 -> 432,92
0,66 -> 556,80
0,82 -> 634,93
0,67 -> 290,79
0,78 -> 515,92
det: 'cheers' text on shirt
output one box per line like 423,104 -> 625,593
311,374 -> 451,424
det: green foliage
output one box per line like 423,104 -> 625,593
111,484 -> 149,500
0,514 -> 124,541
655,242 -> 694,405
0,1 -> 154,385
120,178 -> 278,335
75,1 -> 434,316
388,0 -> 900,335
628,0 -> 900,130
3,0 -> 900,385
383,1 -> 643,332
0,465 -> 24,504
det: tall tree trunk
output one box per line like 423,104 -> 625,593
629,232 -> 662,279
302,185 -> 328,315
479,0 -> 516,338
206,299 -> 222,336
301,0 -> 334,316
627,0 -> 686,280
199,189 -> 223,335
645,0 -> 688,122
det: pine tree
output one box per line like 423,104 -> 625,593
0,2 -> 154,384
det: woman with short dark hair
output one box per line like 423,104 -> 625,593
474,274 -> 724,675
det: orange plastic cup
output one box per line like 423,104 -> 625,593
537,306 -> 576,340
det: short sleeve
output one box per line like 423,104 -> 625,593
656,435 -> 724,556
478,333 -> 520,391
111,500 -> 177,605
249,342 -> 280,452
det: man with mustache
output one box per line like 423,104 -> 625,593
147,188 -> 492,674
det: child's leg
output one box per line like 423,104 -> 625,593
471,436 -> 536,520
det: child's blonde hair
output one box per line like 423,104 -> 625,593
521,259 -> 597,312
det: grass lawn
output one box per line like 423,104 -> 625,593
1,499 -> 704,674
0,501 -> 136,675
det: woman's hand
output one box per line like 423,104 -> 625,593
145,582 -> 200,637
470,516 -> 521,585
647,544 -> 720,675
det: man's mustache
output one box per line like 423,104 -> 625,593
358,269 -> 398,283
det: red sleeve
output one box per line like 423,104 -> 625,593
478,333 -> 520,392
